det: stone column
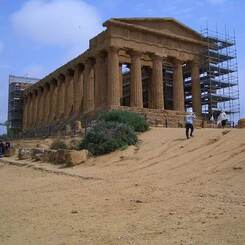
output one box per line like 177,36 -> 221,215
23,96 -> 28,130
35,89 -> 41,126
37,87 -> 43,125
129,50 -> 143,108
151,54 -> 164,109
32,90 -> 38,127
173,59 -> 185,111
48,81 -> 56,122
44,84 -> 50,123
64,71 -> 74,118
28,93 -> 34,128
191,60 -> 201,115
73,64 -> 84,116
26,95 -> 30,128
57,75 -> 66,119
119,64 -> 123,104
83,58 -> 95,114
51,80 -> 58,121
107,47 -> 120,107
95,52 -> 107,110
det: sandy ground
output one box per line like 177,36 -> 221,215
0,127 -> 245,245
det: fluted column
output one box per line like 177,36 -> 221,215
44,84 -> 50,123
173,59 -> 185,111
130,50 -> 143,108
48,81 -> 56,122
83,58 -> 95,114
73,64 -> 84,116
151,54 -> 164,109
107,47 -> 120,107
32,90 -> 38,127
64,71 -> 74,118
119,64 -> 123,104
56,75 -> 65,119
37,87 -> 44,125
95,52 -> 107,110
40,84 -> 48,123
191,60 -> 201,115
29,93 -> 34,128
23,96 -> 28,130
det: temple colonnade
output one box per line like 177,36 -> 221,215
23,47 -> 201,130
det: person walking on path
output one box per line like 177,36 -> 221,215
217,110 -> 228,128
185,112 -> 196,139
210,114 -> 215,128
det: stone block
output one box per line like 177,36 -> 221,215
31,148 -> 45,161
238,118 -> 245,128
18,148 -> 32,160
54,149 -> 89,166
66,150 -> 89,166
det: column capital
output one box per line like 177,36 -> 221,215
75,63 -> 85,72
108,46 -> 119,53
50,78 -> 57,87
128,49 -> 142,58
172,57 -> 184,67
65,69 -> 74,77
150,53 -> 163,62
191,58 -> 200,66
95,50 -> 107,59
85,57 -> 95,67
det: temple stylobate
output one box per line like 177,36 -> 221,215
23,18 -> 207,132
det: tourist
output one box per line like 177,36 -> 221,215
185,112 -> 196,139
210,114 -> 215,128
217,110 -> 228,128
0,140 -> 4,157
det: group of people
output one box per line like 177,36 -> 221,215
0,141 -> 11,157
185,110 -> 228,140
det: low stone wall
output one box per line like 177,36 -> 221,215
21,119 -> 84,139
18,148 -> 89,166
109,106 -> 205,128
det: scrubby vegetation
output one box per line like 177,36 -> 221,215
79,110 -> 149,156
98,110 -> 149,132
50,139 -> 68,150
79,121 -> 137,155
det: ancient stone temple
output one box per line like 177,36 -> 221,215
23,18 -> 207,135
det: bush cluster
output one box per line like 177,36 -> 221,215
98,110 -> 149,132
50,140 -> 68,150
79,121 -> 137,156
79,110 -> 149,156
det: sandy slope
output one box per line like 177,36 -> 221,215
0,128 -> 245,245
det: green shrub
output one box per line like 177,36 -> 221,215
98,110 -> 149,132
50,140 -> 68,150
79,121 -> 137,155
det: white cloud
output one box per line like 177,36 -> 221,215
10,0 -> 103,53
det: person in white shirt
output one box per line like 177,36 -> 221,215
185,112 -> 196,139
217,111 -> 228,128
210,114 -> 215,128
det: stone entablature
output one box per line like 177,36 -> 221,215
23,18 -> 207,132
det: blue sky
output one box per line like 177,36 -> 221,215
0,0 -> 244,133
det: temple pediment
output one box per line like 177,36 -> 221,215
104,18 -> 202,42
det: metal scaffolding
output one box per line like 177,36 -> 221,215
8,75 -> 39,136
185,26 -> 240,125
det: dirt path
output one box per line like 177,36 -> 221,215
0,128 -> 245,244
